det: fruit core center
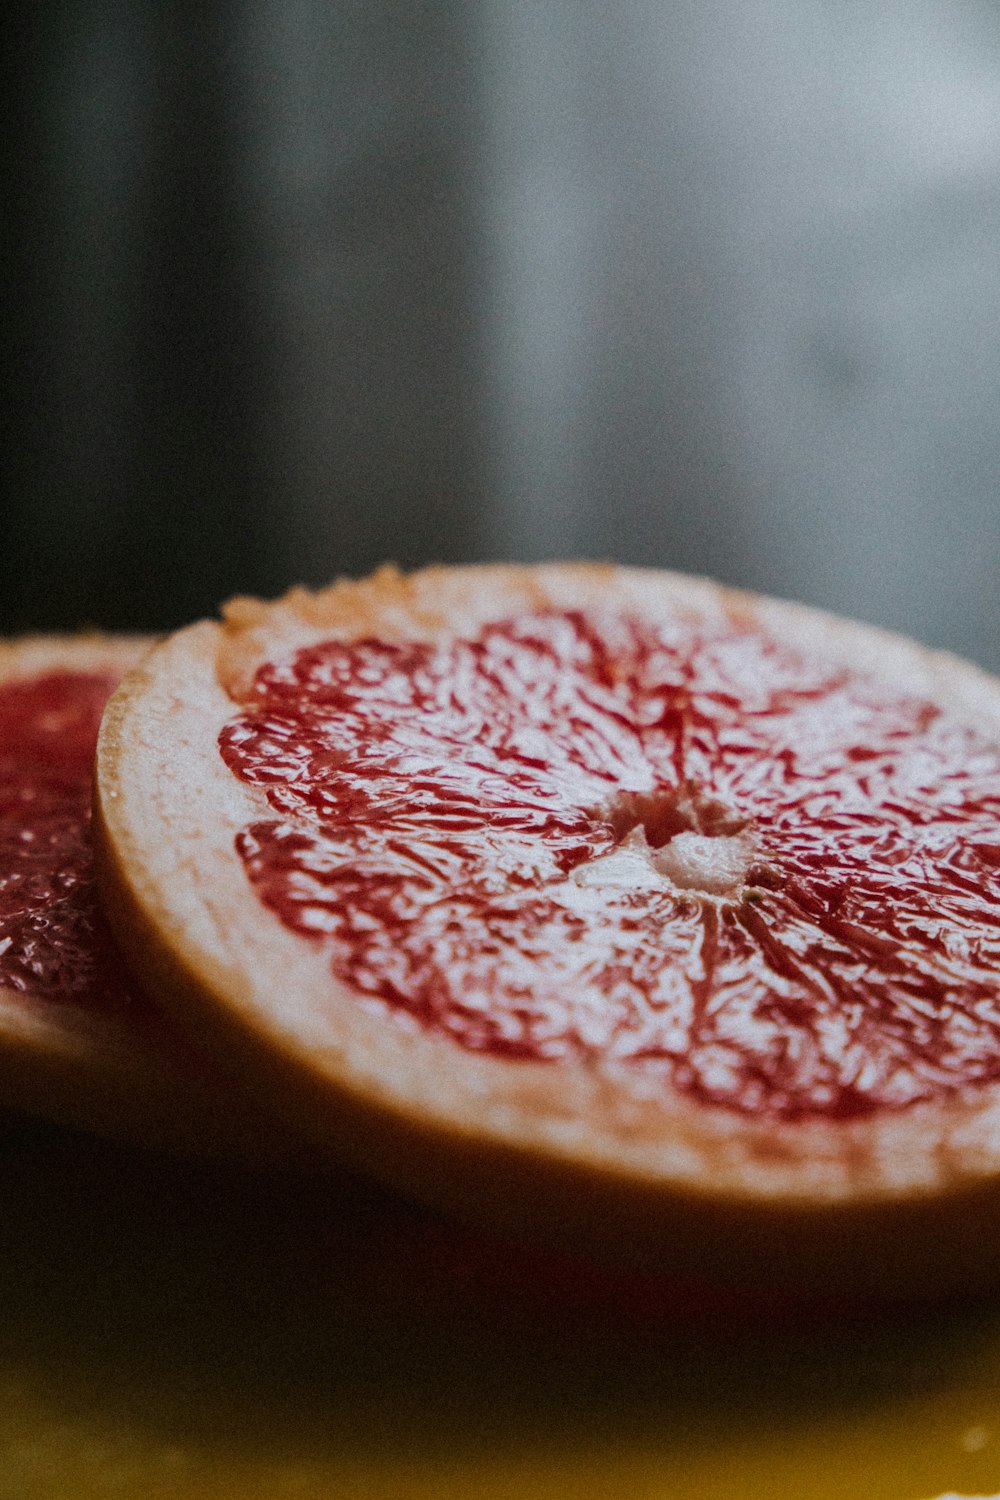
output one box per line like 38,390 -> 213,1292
592,788 -> 754,898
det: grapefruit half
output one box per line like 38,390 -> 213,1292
92,564 -> 1000,1292
0,634 -> 299,1163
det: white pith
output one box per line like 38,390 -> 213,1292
572,824 -> 756,900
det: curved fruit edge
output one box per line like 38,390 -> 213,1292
91,565 -> 1000,1293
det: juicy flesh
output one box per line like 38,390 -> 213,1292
0,672 -> 136,1012
219,610 -> 1000,1121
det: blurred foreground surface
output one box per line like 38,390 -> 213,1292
2,1113 -> 1000,1499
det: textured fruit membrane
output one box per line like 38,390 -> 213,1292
219,610 -> 1000,1121
0,672 -> 136,1012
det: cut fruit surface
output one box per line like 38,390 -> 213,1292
93,564 -> 1000,1292
0,634 -> 299,1163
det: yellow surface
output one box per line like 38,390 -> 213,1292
1,1115 -> 999,1500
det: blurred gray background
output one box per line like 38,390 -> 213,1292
6,2 -> 1000,668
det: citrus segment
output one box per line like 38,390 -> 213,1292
219,610 -> 1000,1124
1,669 -> 141,1014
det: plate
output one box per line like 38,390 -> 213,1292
1,1114 -> 998,1500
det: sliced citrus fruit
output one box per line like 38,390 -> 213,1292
93,564 -> 1000,1292
0,633 -> 300,1162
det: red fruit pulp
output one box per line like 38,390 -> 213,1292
218,610 -> 1000,1123
0,672 -> 137,1012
